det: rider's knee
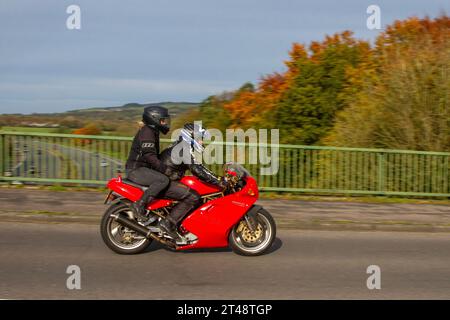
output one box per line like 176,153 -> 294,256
156,174 -> 170,189
185,189 -> 201,205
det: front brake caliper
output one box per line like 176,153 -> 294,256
236,221 -> 246,233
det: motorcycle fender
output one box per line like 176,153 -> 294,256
246,205 -> 262,220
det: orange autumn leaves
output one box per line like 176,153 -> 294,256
221,30 -> 370,137
197,15 -> 450,151
329,15 -> 450,151
72,123 -> 102,136
224,72 -> 288,128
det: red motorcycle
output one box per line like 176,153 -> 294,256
101,163 -> 276,256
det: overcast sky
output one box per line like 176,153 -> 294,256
0,0 -> 448,114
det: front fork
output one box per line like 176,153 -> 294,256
237,205 -> 262,234
244,215 -> 256,233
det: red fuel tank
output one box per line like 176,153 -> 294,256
180,176 -> 221,195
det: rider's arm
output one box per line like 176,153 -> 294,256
139,128 -> 167,173
189,163 -> 222,186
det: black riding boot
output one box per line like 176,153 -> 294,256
131,196 -> 154,221
159,217 -> 180,240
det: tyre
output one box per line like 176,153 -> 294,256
100,202 -> 152,254
229,208 -> 276,256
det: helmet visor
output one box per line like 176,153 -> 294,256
159,116 -> 171,133
160,116 -> 171,127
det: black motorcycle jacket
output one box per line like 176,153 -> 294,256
125,126 -> 167,173
159,140 -> 221,186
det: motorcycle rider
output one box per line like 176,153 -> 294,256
157,122 -> 228,239
125,107 -> 226,240
125,105 -> 172,220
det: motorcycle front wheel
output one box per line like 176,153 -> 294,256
229,208 -> 276,256
100,202 -> 152,255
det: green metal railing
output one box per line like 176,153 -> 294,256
1,131 -> 449,197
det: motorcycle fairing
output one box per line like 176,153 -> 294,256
178,177 -> 259,250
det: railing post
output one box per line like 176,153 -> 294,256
0,132 -> 4,178
378,152 -> 385,192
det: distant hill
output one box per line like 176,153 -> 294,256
65,102 -> 198,117
0,102 -> 199,136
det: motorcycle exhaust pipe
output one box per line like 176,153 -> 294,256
111,213 -> 152,238
111,213 -> 177,248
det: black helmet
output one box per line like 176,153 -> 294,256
142,105 -> 171,134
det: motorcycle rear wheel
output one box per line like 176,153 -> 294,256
100,202 -> 152,255
229,208 -> 276,256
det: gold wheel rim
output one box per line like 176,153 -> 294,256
238,221 -> 264,243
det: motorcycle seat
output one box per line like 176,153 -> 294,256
122,178 -> 148,191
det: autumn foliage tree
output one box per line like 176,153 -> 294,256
275,32 -> 370,144
327,15 -> 450,151
189,15 -> 450,152
72,123 -> 102,136
196,31 -> 370,144
223,73 -> 289,129
72,123 -> 102,145
198,92 -> 234,130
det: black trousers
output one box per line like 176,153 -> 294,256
126,167 -> 200,225
126,167 -> 169,201
163,181 -> 201,225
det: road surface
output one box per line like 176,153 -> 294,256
1,222 -> 449,299
1,188 -> 449,232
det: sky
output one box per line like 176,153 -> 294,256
0,0 -> 449,114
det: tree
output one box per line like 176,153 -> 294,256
201,33 -> 369,145
72,123 -> 102,146
198,93 -> 233,131
275,31 -> 370,144
327,16 -> 450,151
72,123 -> 102,136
